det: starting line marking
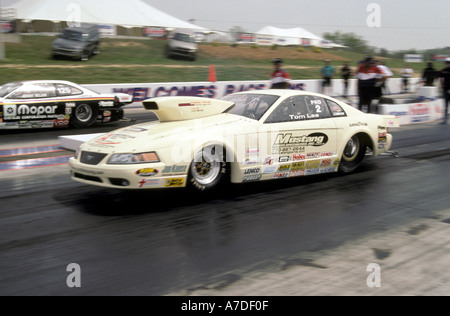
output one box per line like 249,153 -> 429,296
0,155 -> 74,171
0,144 -> 63,158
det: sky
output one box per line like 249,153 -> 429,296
141,0 -> 450,51
2,0 -> 450,51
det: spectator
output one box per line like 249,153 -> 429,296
438,58 -> 450,124
340,62 -> 352,98
321,59 -> 335,94
270,58 -> 291,89
422,62 -> 437,87
354,56 -> 383,113
401,64 -> 414,93
376,60 -> 393,95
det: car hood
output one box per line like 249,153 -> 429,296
81,114 -> 258,154
143,97 -> 234,122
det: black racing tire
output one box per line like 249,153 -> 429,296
338,135 -> 367,174
70,103 -> 98,128
165,46 -> 172,59
189,145 -> 228,191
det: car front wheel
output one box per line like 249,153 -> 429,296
338,135 -> 366,174
189,145 -> 227,191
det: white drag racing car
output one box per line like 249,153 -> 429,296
69,90 -> 399,191
0,80 -> 133,129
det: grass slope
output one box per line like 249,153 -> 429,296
0,35 -> 429,85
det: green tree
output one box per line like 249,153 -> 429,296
323,31 -> 370,53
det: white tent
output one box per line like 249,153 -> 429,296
8,0 -> 205,30
255,26 -> 323,47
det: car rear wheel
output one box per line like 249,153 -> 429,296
189,145 -> 227,191
339,135 -> 366,174
71,103 -> 98,128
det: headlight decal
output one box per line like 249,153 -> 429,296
107,152 -> 159,164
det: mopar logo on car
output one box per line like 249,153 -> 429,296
4,105 -> 17,117
18,104 -> 58,116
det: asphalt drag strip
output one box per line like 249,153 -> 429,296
0,144 -> 74,171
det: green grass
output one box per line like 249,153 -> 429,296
0,35 -> 431,85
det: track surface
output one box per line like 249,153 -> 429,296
0,108 -> 450,296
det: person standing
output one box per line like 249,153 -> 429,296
376,60 -> 393,95
422,62 -> 437,87
438,58 -> 450,124
270,58 -> 291,89
354,57 -> 383,113
401,64 -> 414,93
340,62 -> 352,98
321,60 -> 335,95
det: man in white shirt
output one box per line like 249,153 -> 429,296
401,65 -> 414,93
376,60 -> 393,97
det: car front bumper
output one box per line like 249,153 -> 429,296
69,158 -> 188,189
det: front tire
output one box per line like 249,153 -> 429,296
189,145 -> 227,191
339,135 -> 366,174
81,49 -> 91,62
71,103 -> 98,128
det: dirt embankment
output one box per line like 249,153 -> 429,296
199,45 -> 349,62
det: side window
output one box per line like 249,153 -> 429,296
265,95 -> 331,123
7,83 -> 56,99
55,84 -> 83,96
326,99 -> 347,117
303,95 -> 332,119
254,100 -> 271,119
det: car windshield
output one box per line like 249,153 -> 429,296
61,30 -> 88,42
173,33 -> 195,43
0,82 -> 22,98
222,93 -> 280,121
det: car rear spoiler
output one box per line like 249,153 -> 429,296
142,97 -> 234,122
114,93 -> 134,105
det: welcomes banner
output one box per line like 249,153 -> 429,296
84,80 -> 311,102
84,78 -> 420,103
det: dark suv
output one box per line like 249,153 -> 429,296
52,25 -> 100,61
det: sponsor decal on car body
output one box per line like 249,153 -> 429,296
136,168 -> 159,177
165,178 -> 185,187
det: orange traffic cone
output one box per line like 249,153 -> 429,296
208,65 -> 217,82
